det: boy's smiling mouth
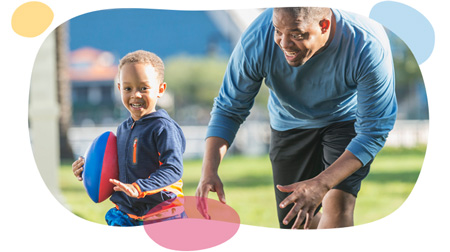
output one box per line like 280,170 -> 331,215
131,103 -> 144,109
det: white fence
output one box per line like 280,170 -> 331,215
384,120 -> 429,147
67,123 -> 270,159
68,120 -> 428,160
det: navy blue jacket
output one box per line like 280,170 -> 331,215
110,109 -> 186,218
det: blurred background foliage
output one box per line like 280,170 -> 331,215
164,55 -> 270,125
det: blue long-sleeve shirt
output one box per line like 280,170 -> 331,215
206,8 -> 397,165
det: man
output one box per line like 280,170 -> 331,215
196,7 -> 397,229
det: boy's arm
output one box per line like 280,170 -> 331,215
131,122 -> 185,198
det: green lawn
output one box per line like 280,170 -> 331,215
59,146 -> 425,228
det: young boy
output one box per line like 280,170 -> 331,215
72,50 -> 187,226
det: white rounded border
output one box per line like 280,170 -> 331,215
2,0 -> 448,251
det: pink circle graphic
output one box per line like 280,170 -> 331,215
143,196 -> 240,251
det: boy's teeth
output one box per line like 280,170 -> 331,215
131,104 -> 142,108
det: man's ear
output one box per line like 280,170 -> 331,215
158,82 -> 167,98
319,19 -> 331,33
117,83 -> 121,91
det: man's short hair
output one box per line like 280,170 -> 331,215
274,7 -> 331,25
118,50 -> 165,83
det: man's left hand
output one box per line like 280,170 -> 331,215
277,178 -> 329,229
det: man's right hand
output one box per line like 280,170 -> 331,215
195,173 -> 226,218
195,137 -> 229,219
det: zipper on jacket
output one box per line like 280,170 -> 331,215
133,137 -> 138,164
124,120 -> 137,183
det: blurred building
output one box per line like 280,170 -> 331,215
68,9 -> 262,127
70,47 -> 119,126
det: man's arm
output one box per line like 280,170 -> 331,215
195,10 -> 273,219
195,137 -> 229,218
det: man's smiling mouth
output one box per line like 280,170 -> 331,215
284,50 -> 298,57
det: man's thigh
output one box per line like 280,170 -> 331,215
269,120 -> 371,228
269,127 -> 324,228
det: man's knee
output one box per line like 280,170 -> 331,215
317,189 -> 356,228
322,189 -> 356,217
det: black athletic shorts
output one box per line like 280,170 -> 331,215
269,120 -> 371,228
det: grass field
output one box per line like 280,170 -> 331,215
59,145 -> 425,228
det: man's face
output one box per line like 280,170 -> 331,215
273,9 -> 329,67
118,63 -> 165,121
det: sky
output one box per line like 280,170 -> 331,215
68,9 -> 236,61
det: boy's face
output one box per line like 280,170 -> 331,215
118,63 -> 166,121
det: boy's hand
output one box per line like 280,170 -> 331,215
110,179 -> 139,198
72,156 -> 85,181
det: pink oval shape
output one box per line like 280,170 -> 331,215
144,219 -> 239,251
143,196 -> 240,251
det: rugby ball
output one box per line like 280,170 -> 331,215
82,131 -> 119,203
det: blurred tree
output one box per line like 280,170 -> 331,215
386,30 -> 428,119
165,55 -> 227,107
164,55 -> 270,125
56,22 -> 74,160
387,31 -> 423,93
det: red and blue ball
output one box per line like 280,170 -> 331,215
82,131 -> 119,203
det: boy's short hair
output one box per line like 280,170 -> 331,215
118,50 -> 165,83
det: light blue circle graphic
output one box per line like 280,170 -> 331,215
369,1 -> 434,64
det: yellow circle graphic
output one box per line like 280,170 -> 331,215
11,1 -> 54,38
